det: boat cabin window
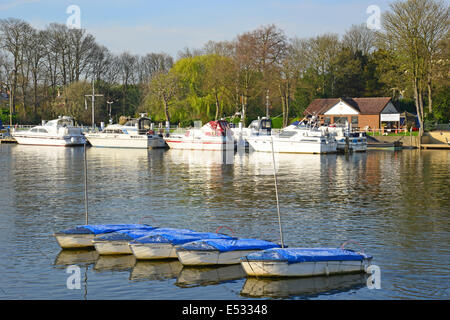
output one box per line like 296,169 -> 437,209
30,128 -> 38,133
279,130 -> 297,138
261,119 -> 272,130
38,128 -> 48,133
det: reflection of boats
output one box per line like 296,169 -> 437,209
130,260 -> 183,281
176,238 -> 280,266
129,232 -> 233,260
240,273 -> 367,298
54,249 -> 99,266
11,116 -> 86,146
241,248 -> 372,277
230,117 -> 272,149
247,122 -> 337,154
54,224 -> 154,249
176,265 -> 246,288
94,254 -> 136,272
164,120 -> 234,151
85,117 -> 166,149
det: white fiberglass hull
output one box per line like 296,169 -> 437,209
130,243 -> 178,260
12,135 -> 85,146
93,240 -> 133,255
240,258 -> 372,277
248,137 -> 337,154
176,250 -> 261,266
164,137 -> 235,151
54,233 -> 96,249
85,133 -> 166,149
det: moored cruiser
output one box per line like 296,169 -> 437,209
164,120 -> 234,151
84,117 -> 166,149
11,116 -> 86,146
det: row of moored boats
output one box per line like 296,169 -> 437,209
54,223 -> 373,278
11,115 -> 367,154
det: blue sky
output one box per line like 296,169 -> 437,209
0,0 -> 395,57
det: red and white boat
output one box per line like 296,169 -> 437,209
164,120 -> 235,151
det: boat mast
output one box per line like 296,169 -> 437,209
85,77 -> 103,131
270,135 -> 285,248
84,143 -> 89,224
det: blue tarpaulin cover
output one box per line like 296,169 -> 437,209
178,238 -> 280,252
94,228 -> 195,242
131,232 -> 234,245
242,248 -> 372,264
58,224 -> 154,235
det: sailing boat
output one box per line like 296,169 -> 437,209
240,136 -> 373,277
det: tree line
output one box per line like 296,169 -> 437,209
0,0 -> 448,132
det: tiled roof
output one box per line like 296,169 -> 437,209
305,97 -> 393,115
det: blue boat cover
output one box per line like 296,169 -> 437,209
95,227 -> 195,242
131,232 -> 234,245
58,224 -> 154,235
242,248 -> 372,264
178,238 -> 280,252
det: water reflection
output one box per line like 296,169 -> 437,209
240,273 -> 368,299
176,265 -> 246,288
54,249 -> 99,267
1,144 -> 449,299
94,255 -> 136,272
130,260 -> 183,281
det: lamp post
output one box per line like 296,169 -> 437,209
106,100 -> 113,124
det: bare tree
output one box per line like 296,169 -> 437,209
342,24 -> 376,56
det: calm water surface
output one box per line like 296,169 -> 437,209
0,144 -> 449,300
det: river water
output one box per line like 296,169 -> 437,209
0,144 -> 448,300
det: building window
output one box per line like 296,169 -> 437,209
351,116 -> 358,126
324,117 -> 331,125
333,116 -> 348,125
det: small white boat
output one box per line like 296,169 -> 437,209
84,117 -> 166,149
247,122 -> 337,154
54,224 -> 153,249
11,116 -> 86,146
176,238 -> 281,266
92,228 -> 194,255
164,120 -> 234,151
325,126 -> 367,152
230,117 -> 272,149
129,231 -> 233,260
240,248 -> 372,277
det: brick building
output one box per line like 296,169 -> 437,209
304,97 -> 400,130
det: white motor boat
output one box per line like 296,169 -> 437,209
247,122 -> 337,154
230,117 -> 272,149
164,120 -> 234,151
84,117 -> 166,149
325,126 -> 367,153
11,116 -> 86,146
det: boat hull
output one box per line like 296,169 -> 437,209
164,138 -> 235,151
12,135 -> 85,146
93,240 -> 133,255
85,134 -> 166,149
130,243 -> 178,260
177,250 -> 261,266
54,233 -> 96,249
240,258 -> 372,277
248,138 -> 337,154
